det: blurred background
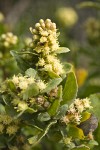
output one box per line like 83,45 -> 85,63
0,0 -> 100,149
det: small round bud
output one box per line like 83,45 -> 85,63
45,19 -> 51,23
45,22 -> 51,28
35,23 -> 40,28
51,23 -> 56,30
32,29 -> 38,34
33,35 -> 39,40
41,22 -> 45,29
29,27 -> 33,33
39,19 -> 44,24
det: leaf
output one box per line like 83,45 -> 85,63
68,125 -> 85,139
41,78 -> 62,93
89,93 -> 100,121
81,112 -> 91,122
63,63 -> 72,74
26,107 -> 37,113
10,50 -> 30,72
72,145 -> 90,150
56,47 -> 70,54
62,72 -> 78,105
38,112 -> 51,122
48,99 -> 60,117
22,83 -> 39,100
57,85 -> 62,101
28,120 -> 57,146
55,104 -> 68,119
0,104 -> 6,114
25,68 -> 37,78
48,71 -> 60,78
7,80 -> 16,92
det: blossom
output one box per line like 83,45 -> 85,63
0,32 -> 18,48
6,125 -> 19,135
30,19 -> 59,54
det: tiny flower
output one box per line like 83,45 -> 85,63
37,58 -> 45,66
17,101 -> 28,112
37,80 -> 46,90
6,125 -> 18,135
0,123 -> 4,133
3,115 -> 13,125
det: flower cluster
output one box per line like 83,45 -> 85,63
12,74 -> 46,91
55,7 -> 78,27
62,98 -> 92,125
0,114 -> 19,135
0,32 -> 18,48
29,19 -> 64,75
30,19 -> 59,55
37,55 -> 64,75
84,17 -> 100,45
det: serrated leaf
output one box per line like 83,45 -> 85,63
68,125 -> 85,139
55,104 -> 68,119
38,112 -> 51,122
72,145 -> 90,150
23,83 -> 39,100
89,93 -> 100,121
48,99 -> 60,117
62,72 -> 78,105
25,68 -> 37,78
41,78 -> 62,93
56,47 -> 70,54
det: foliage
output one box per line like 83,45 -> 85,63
0,18 -> 99,150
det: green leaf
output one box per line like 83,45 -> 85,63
48,99 -> 60,117
28,120 -> 57,146
41,78 -> 62,93
48,71 -> 60,78
22,83 -> 39,100
81,112 -> 91,122
62,72 -> 78,105
38,112 -> 51,122
7,80 -> 16,92
0,104 -> 6,114
55,104 -> 68,119
89,93 -> 100,121
56,47 -> 70,54
10,50 -> 30,72
57,85 -> 62,101
72,145 -> 90,150
25,68 -> 37,78
26,107 -> 37,113
68,125 -> 85,139
63,63 -> 72,74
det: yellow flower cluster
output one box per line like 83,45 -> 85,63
0,114 -> 19,135
12,75 -> 34,90
85,18 -> 100,44
62,98 -> 92,125
37,55 -> 64,75
0,32 -> 18,48
12,75 -> 46,91
55,7 -> 78,27
30,19 -> 59,55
